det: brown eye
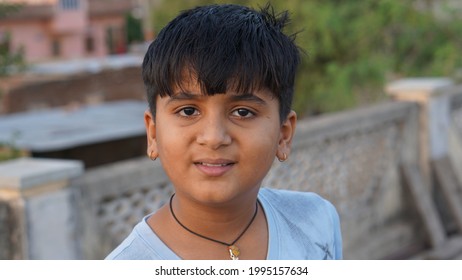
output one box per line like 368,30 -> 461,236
232,108 -> 254,118
179,107 -> 199,117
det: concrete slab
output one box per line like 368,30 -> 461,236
0,100 -> 147,152
386,78 -> 454,97
0,157 -> 83,190
27,54 -> 143,75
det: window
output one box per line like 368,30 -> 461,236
52,39 -> 61,57
0,31 -> 10,53
59,0 -> 80,10
85,35 -> 94,53
106,27 -> 115,55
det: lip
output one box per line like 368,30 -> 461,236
194,159 -> 235,177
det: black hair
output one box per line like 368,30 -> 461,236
142,3 -> 300,122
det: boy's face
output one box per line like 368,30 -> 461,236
144,78 -> 296,205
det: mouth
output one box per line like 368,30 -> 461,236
196,162 -> 234,167
194,159 -> 235,176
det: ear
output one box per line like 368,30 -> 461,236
277,110 -> 297,161
144,110 -> 158,159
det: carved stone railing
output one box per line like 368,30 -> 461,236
74,158 -> 173,259
448,85 -> 462,183
264,102 -> 421,259
387,78 -> 462,259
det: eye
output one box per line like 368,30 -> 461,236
178,107 -> 199,117
231,108 -> 254,118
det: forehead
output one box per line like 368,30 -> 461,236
169,84 -> 276,103
169,70 -> 275,99
156,80 -> 277,108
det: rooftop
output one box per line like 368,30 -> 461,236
0,100 -> 147,152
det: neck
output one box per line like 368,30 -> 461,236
170,191 -> 260,241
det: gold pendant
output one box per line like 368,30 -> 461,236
228,245 -> 240,260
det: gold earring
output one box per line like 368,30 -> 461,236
278,153 -> 287,162
149,151 -> 157,161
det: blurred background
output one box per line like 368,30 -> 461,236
1,0 -> 462,117
1,0 -> 462,260
150,0 -> 462,116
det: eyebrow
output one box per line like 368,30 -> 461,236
165,91 -> 200,105
166,92 -> 268,105
229,93 -> 267,105
168,91 -> 199,100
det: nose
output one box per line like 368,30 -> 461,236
196,113 -> 232,149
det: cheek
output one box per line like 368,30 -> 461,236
244,129 -> 279,165
155,123 -> 187,159
156,132 -> 190,183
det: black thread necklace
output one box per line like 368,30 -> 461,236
169,194 -> 258,260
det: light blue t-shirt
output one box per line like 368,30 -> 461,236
105,188 -> 342,260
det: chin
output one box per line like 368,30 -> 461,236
182,184 -> 258,206
193,190 -> 238,205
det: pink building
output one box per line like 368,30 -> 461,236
0,0 -> 136,62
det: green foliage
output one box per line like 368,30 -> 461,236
0,144 -> 22,162
0,2 -> 21,18
125,12 -> 144,44
0,131 -> 23,162
0,3 -> 26,162
151,0 -> 215,32
0,33 -> 26,76
0,3 -> 26,77
150,0 -> 462,116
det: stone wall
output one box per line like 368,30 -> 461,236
449,86 -> 462,147
445,86 -> 462,230
0,158 -> 84,260
1,66 -> 145,114
0,193 -> 24,260
264,102 -> 421,259
0,201 -> 11,259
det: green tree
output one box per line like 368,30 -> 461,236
0,3 -> 25,161
150,0 -> 462,116
283,0 -> 462,115
0,2 -> 25,77
126,12 -> 144,44
0,131 -> 23,162
0,33 -> 25,76
0,2 -> 20,18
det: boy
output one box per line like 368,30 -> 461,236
106,3 -> 342,260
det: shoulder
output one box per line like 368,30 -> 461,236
259,188 -> 336,216
105,221 -> 154,260
259,188 -> 342,259
105,216 -> 179,260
